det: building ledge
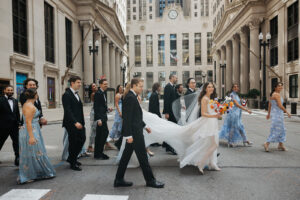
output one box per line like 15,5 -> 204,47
44,63 -> 60,74
10,54 -> 35,71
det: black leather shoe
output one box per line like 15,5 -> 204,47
70,164 -> 82,171
14,157 -> 19,166
114,179 -> 133,187
94,154 -> 109,160
217,153 -> 220,157
67,158 -> 82,166
166,148 -> 177,155
146,180 -> 164,188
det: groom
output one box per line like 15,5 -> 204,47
114,78 -> 164,189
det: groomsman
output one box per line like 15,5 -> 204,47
149,82 -> 162,118
175,84 -> 183,99
94,79 -> 110,160
114,78 -> 164,188
0,85 -> 20,166
62,76 -> 86,171
162,74 -> 177,155
20,78 -> 47,125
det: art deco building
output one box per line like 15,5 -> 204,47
126,0 -> 214,94
0,0 -> 127,108
212,0 -> 299,103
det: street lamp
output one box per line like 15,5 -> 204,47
220,61 -> 226,99
120,63 -> 126,86
88,40 -> 99,55
259,32 -> 271,109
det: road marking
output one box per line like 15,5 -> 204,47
0,189 -> 51,200
82,194 -> 129,200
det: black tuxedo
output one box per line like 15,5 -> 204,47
20,91 -> 43,118
62,88 -> 86,165
93,89 -> 109,157
0,96 -> 20,157
163,83 -> 177,123
116,91 -> 155,182
184,88 -> 196,110
148,92 -> 161,118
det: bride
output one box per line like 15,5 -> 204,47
116,82 -> 221,174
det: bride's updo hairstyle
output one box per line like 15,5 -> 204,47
24,88 -> 37,100
198,82 -> 217,105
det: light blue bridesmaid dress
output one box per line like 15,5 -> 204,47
18,109 -> 56,184
219,92 -> 248,144
109,97 -> 122,139
266,98 -> 286,143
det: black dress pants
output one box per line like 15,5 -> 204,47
94,122 -> 109,158
0,126 -> 19,157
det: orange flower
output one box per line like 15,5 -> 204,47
230,102 -> 234,107
210,105 -> 214,109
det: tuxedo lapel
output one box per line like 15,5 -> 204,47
4,98 -> 13,113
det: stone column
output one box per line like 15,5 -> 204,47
232,34 -> 240,85
81,22 -> 93,85
115,48 -> 121,85
109,43 -> 116,88
240,27 -> 249,94
215,51 -> 221,96
220,46 -> 226,97
225,40 -> 233,92
249,19 -> 261,90
95,32 -> 103,82
102,37 -> 110,81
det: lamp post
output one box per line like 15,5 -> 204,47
120,63 -> 126,86
259,32 -> 271,109
220,61 -> 226,99
88,39 -> 99,83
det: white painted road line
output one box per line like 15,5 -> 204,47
0,189 -> 50,200
82,194 -> 129,200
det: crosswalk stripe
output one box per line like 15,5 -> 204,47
82,194 -> 129,200
0,189 -> 51,200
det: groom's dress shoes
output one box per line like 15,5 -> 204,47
114,179 -> 133,187
66,158 -> 82,166
14,157 -> 19,166
146,180 -> 165,188
70,164 -> 82,171
94,153 -> 109,160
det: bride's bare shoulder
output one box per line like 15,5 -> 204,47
201,96 -> 209,104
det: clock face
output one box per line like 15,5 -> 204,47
168,10 -> 178,19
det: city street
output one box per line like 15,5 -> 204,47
0,107 -> 300,200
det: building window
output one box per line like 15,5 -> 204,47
207,70 -> 213,82
149,14 -> 152,19
13,0 -> 28,55
170,71 -> 177,76
134,35 -> 141,66
16,72 -> 27,100
133,7 -> 136,12
149,6 -> 152,11
201,0 -> 204,16
158,34 -> 165,66
139,0 -> 147,20
287,1 -> 299,62
182,71 -> 190,87
270,16 -> 278,67
45,2 -> 55,63
194,12 -> 197,17
133,0 -> 136,4
146,72 -> 153,90
65,18 -> 72,68
289,74 -> 298,98
182,33 -> 189,65
271,78 -> 278,91
146,35 -> 153,66
133,15 -> 136,20
170,34 -> 177,66
158,71 -> 166,88
127,0 -> 131,20
205,0 -> 209,16
195,33 -> 201,65
194,4 -> 197,9
207,32 -> 213,64
195,71 -> 202,87
126,35 -> 129,53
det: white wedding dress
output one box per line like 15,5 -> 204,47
116,100 -> 219,169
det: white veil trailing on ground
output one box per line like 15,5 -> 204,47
172,86 -> 203,125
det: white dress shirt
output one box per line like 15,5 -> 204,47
70,87 -> 80,101
5,95 -> 14,112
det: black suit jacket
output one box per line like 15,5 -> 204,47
94,89 -> 108,122
20,91 -> 43,118
163,83 -> 176,115
122,91 -> 146,137
0,96 -> 20,129
62,88 -> 85,128
148,92 -> 161,118
185,88 -> 195,96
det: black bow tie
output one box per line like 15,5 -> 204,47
7,96 -> 13,100
75,91 -> 78,94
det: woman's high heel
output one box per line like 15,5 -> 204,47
263,143 -> 269,152
278,144 -> 288,151
198,166 -> 204,175
227,143 -> 234,148
243,141 -> 253,146
147,149 -> 155,157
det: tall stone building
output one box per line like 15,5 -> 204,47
212,0 -> 299,103
0,0 -> 127,108
126,0 -> 213,94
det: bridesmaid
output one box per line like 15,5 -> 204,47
87,83 -> 98,152
109,85 -> 124,141
264,82 -> 291,152
219,83 -> 253,147
18,89 -> 55,184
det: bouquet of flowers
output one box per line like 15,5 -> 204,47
209,96 -> 234,119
